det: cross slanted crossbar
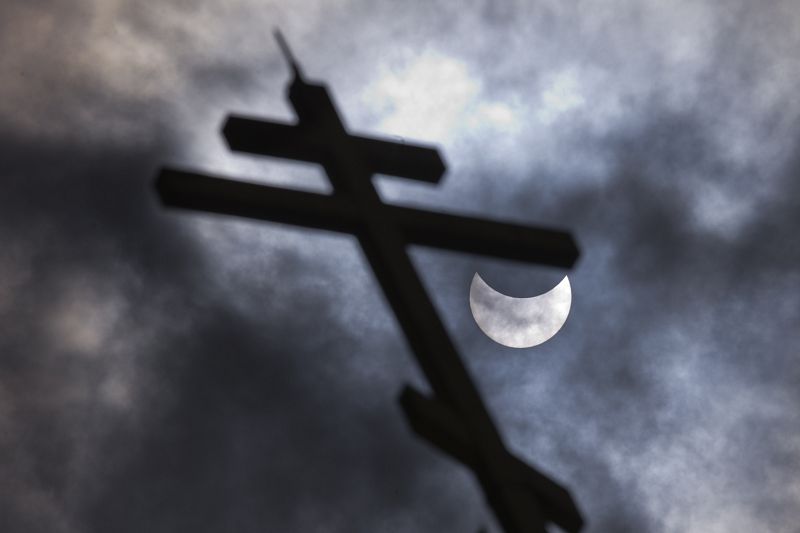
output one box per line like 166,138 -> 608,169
155,32 -> 584,533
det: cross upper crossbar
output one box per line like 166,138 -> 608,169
222,116 -> 447,184
155,32 -> 584,533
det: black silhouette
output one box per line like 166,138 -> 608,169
155,31 -> 584,533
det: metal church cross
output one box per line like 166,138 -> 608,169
155,32 -> 584,533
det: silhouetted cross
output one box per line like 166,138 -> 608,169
155,32 -> 584,533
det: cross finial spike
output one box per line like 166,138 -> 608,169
273,28 -> 303,80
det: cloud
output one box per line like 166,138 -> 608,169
0,129 -> 487,533
2,1 -> 800,532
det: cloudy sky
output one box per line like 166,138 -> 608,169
1,1 -> 799,532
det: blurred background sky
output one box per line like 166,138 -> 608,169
1,1 -> 798,531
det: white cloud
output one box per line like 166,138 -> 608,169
48,278 -> 126,356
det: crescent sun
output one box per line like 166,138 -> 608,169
469,273 -> 572,348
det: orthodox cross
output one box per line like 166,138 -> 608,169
155,32 -> 585,533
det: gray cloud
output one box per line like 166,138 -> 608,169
1,1 -> 799,532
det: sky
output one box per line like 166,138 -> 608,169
1,1 -> 799,532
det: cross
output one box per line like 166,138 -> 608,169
155,31 -> 585,533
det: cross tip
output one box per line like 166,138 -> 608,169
273,27 -> 304,80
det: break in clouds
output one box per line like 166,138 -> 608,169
1,1 -> 798,532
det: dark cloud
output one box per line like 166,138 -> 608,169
0,126 -> 488,532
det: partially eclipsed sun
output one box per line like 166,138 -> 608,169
469,273 -> 571,348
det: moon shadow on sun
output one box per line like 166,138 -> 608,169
469,273 -> 572,349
